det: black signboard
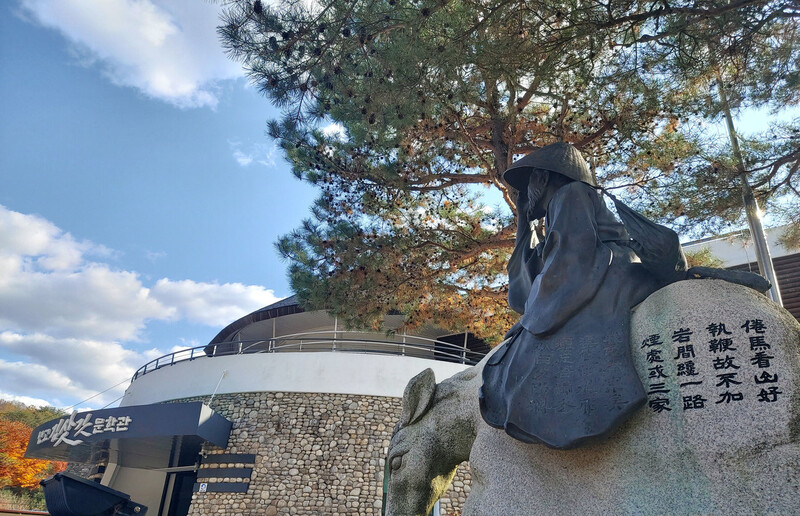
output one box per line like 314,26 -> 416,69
25,402 -> 231,467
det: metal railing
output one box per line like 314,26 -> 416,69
131,330 -> 487,382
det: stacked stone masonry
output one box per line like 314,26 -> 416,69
169,392 -> 471,515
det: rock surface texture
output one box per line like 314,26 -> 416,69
464,279 -> 800,515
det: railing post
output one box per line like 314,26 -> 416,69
333,317 -> 338,351
462,332 -> 469,364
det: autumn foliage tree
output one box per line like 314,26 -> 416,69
0,401 -> 66,502
219,0 -> 799,340
0,420 -> 65,490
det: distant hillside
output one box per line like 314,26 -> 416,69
0,400 -> 64,428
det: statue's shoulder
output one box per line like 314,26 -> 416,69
551,180 -> 598,206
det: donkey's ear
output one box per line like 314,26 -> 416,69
400,368 -> 436,427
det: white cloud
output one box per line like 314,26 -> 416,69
233,150 -> 254,166
0,391 -> 52,408
145,250 -> 166,262
321,122 -> 347,141
0,359 -> 94,407
151,279 -> 279,327
0,263 -> 167,341
19,0 -> 243,108
0,332 -> 140,396
0,206 -> 109,271
228,140 -> 278,167
0,205 -> 283,407
174,339 -> 197,351
0,207 -> 164,340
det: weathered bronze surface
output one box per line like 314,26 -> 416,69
479,142 -> 686,449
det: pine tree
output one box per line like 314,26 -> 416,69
600,2 -> 800,302
219,0 -> 798,339
605,2 -> 800,239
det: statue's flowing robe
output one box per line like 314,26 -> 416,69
480,181 -> 663,449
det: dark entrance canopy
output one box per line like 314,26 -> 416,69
25,402 -> 231,469
41,472 -> 149,516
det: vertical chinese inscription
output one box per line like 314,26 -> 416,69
639,315 -> 785,416
673,327 -> 707,410
743,319 -> 783,403
642,334 -> 671,413
708,322 -> 744,405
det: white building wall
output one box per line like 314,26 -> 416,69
682,225 -> 793,267
121,352 -> 471,406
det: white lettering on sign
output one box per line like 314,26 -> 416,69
36,412 -> 133,447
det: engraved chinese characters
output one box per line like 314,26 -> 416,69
641,318 -> 785,415
631,279 -> 799,457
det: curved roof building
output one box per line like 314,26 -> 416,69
28,297 -> 488,516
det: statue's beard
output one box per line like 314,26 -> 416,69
526,183 -> 546,220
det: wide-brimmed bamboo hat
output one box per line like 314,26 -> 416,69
503,142 -> 596,190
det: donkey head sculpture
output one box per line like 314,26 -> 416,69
384,367 -> 479,516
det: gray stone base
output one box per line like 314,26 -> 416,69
465,280 -> 800,515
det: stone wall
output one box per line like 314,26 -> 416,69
171,391 -> 470,516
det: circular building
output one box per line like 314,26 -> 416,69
29,296 -> 487,516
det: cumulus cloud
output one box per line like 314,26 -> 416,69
0,332 -> 141,393
228,140 -> 278,167
0,207 -> 166,340
18,0 -> 243,108
0,391 -> 52,409
0,205 -> 282,408
0,359 -> 94,407
151,279 -> 280,327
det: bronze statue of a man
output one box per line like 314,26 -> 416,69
479,142 -> 685,449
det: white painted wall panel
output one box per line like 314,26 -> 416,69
121,352 -> 471,406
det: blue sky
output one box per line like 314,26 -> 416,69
0,0 -> 318,409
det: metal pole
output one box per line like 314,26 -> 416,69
208,370 -> 228,407
716,73 -> 782,305
270,318 -> 276,352
333,316 -> 338,351
461,333 -> 469,364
